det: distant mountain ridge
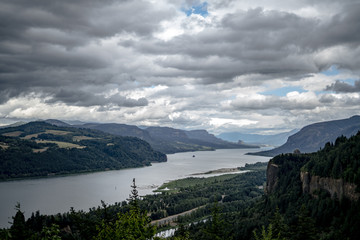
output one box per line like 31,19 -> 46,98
0,121 -> 27,129
75,123 -> 257,154
217,129 -> 299,146
79,123 -> 153,142
44,119 -> 71,127
251,115 -> 360,157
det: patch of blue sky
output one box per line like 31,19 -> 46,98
321,65 -> 339,76
340,78 -> 356,84
182,2 -> 208,17
321,65 -> 357,84
260,86 -> 307,97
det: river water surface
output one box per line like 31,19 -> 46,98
0,148 -> 270,227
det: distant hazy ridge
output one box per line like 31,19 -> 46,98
252,115 -> 360,156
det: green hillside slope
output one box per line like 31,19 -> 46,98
0,122 -> 166,180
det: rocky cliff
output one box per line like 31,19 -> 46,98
300,171 -> 359,201
265,160 -> 360,201
265,161 -> 279,194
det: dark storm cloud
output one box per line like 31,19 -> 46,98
46,89 -> 148,107
121,8 -> 319,83
1,0 -> 360,128
325,80 -> 360,93
0,0 -> 171,45
316,3 -> 360,47
0,0 -> 173,105
0,89 -> 24,104
123,3 -> 360,84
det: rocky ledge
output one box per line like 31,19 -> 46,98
265,162 -> 279,194
300,171 -> 359,201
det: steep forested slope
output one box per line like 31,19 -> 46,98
302,133 -> 360,185
261,132 -> 360,239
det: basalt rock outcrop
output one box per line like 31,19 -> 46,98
265,161 -> 279,194
265,159 -> 360,201
300,171 -> 359,201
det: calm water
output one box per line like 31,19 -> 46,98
0,148 -> 270,227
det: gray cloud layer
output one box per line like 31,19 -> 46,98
0,0 -> 359,132
325,80 -> 360,93
124,3 -> 360,83
0,0 -> 172,105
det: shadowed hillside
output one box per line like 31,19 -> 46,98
251,115 -> 360,156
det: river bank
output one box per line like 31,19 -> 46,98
0,148 -> 270,228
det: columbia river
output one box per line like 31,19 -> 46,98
0,148 -> 270,227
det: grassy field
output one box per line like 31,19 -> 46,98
155,162 -> 268,194
35,140 -> 85,149
0,143 -> 9,149
45,130 -> 72,135
1,131 -> 23,137
155,174 -> 239,193
22,133 -> 40,139
73,136 -> 97,141
21,130 -> 71,140
238,162 -> 268,171
32,147 -> 49,153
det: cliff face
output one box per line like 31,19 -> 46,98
300,171 -> 360,201
266,161 -> 360,201
265,161 -> 279,194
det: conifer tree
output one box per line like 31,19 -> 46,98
96,178 -> 156,240
270,207 -> 289,239
253,224 -> 281,240
204,201 -> 225,240
10,203 -> 29,240
292,204 -> 317,240
128,178 -> 140,212
40,224 -> 62,240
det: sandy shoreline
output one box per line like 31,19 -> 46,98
191,167 -> 241,175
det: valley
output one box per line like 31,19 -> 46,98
1,117 -> 360,239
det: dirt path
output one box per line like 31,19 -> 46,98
151,205 -> 205,226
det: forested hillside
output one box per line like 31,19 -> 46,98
179,132 -> 360,239
302,134 -> 360,186
0,122 -> 166,180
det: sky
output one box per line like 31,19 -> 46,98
0,0 -> 360,134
